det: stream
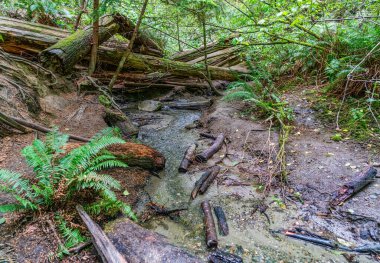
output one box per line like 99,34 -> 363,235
124,104 -> 374,263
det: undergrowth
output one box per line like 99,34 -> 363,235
0,127 -> 137,258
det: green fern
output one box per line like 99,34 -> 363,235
0,128 -> 136,220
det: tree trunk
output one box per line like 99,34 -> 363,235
105,218 -> 202,263
88,0 -> 100,75
39,17 -> 119,74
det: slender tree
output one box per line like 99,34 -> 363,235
88,0 -> 99,75
108,0 -> 149,90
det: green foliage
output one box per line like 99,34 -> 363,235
0,127 -> 136,220
55,213 -> 88,258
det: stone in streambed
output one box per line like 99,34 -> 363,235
138,100 -> 162,112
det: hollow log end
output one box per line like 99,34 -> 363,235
195,154 -> 207,163
207,239 -> 218,249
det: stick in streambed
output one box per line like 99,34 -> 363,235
208,249 -> 243,263
330,166 -> 377,207
201,200 -> 218,248
191,170 -> 212,200
213,206 -> 229,236
178,144 -> 197,173
199,166 -> 221,195
196,133 -> 225,162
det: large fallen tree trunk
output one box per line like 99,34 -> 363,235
0,17 -> 248,81
105,218 -> 202,263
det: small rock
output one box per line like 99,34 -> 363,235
138,100 -> 162,112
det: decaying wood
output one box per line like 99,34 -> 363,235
164,100 -> 211,110
107,142 -> 165,171
196,133 -> 225,162
199,166 -> 221,195
39,16 -> 119,74
105,218 -> 202,262
191,170 -> 212,200
208,250 -> 243,263
213,206 -> 229,236
179,144 -> 197,173
330,166 -> 377,207
76,205 -> 128,263
201,200 -> 218,249
146,202 -> 188,217
2,113 -> 90,142
68,241 -> 92,254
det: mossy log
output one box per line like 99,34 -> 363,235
39,17 -> 120,74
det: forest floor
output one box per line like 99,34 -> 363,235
0,83 -> 380,262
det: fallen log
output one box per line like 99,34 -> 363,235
76,205 -> 128,263
208,250 -> 243,263
213,206 -> 229,236
196,133 -> 225,162
330,166 -> 377,207
65,142 -> 165,171
179,144 -> 197,173
39,17 -> 119,74
201,200 -> 218,249
105,218 -> 202,262
191,170 -> 212,200
0,17 -> 248,81
199,166 -> 221,195
164,100 -> 212,110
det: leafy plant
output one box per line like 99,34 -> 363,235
0,127 -> 136,220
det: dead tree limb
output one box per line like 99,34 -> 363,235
330,166 -> 377,207
199,166 -> 221,194
179,144 -> 197,173
76,205 -> 128,263
3,113 -> 90,142
196,133 -> 225,162
208,250 -> 243,263
201,200 -> 218,249
213,206 -> 229,236
191,170 -> 212,200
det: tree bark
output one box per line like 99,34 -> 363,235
191,170 -> 212,200
88,0 -> 100,75
39,17 -> 119,74
208,250 -> 243,263
74,0 -> 88,30
178,144 -> 197,173
213,206 -> 229,236
105,218 -> 202,263
199,166 -> 221,194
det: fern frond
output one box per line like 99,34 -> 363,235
0,169 -> 33,198
0,203 -> 27,213
45,127 -> 69,155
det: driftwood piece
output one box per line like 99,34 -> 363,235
199,166 -> 221,195
191,170 -> 212,200
105,218 -> 202,262
330,166 -> 377,206
179,144 -> 197,173
208,250 -> 243,263
201,200 -> 218,249
213,206 -> 229,236
196,133 -> 225,162
164,100 -> 211,110
3,113 -> 90,142
76,205 -> 128,263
